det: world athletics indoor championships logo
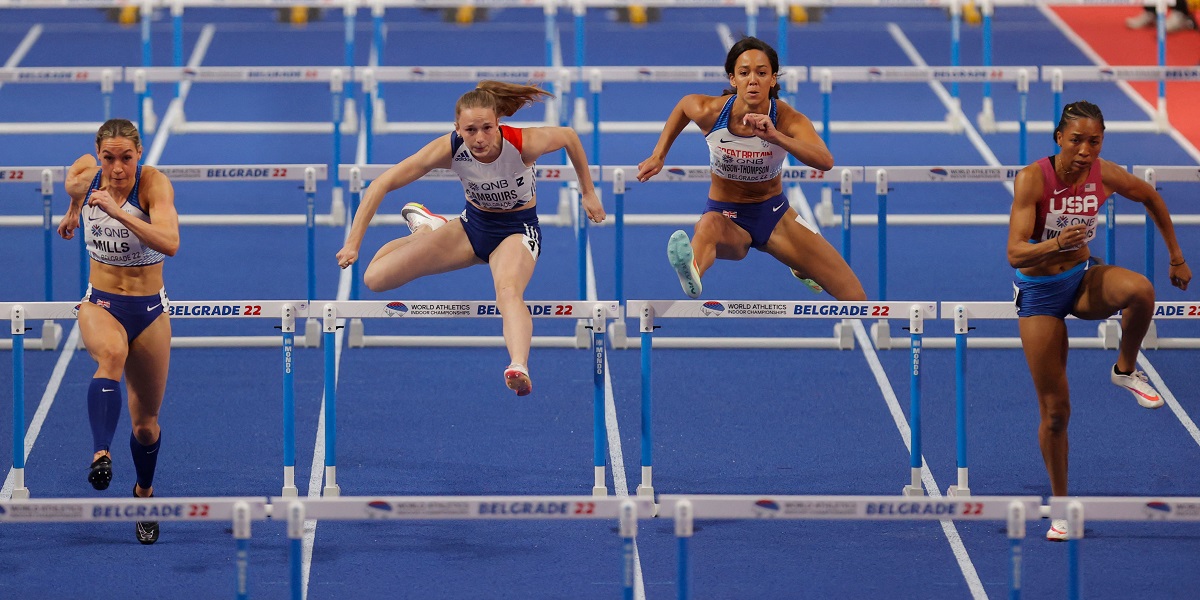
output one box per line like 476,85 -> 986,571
383,301 -> 409,317
365,500 -> 393,518
752,499 -> 781,518
928,168 -> 950,180
700,301 -> 726,316
1144,501 -> 1171,520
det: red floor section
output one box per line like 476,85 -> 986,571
1052,6 -> 1200,150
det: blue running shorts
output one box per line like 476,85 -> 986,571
704,194 -> 789,249
459,202 -> 541,263
1013,257 -> 1097,319
83,285 -> 169,342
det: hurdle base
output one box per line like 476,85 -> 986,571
303,318 -> 322,348
280,486 -> 298,498
902,484 -> 925,497
609,319 -> 629,349
0,320 -> 61,351
636,484 -> 658,516
946,485 -> 971,497
870,320 -> 893,350
10,487 -> 29,500
574,319 -> 590,348
592,486 -> 608,497
815,186 -> 835,228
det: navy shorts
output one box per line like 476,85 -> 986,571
459,202 -> 541,263
1013,257 -> 1097,319
704,194 -> 789,249
83,285 -> 168,342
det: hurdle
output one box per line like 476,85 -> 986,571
810,65 -> 1035,137
132,66 -> 355,204
939,300 -> 1200,498
603,165 -> 861,347
0,67 -> 121,135
0,496 -> 268,598
338,165 -> 603,348
315,300 -> 619,496
2,300 -> 308,498
0,166 -> 63,351
626,300 -> 936,501
1048,496 -> 1200,600
977,0 -> 1164,134
663,494 -> 1041,600
280,495 -> 652,600
1131,165 -> 1200,295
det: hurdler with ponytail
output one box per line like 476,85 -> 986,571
336,80 -> 605,397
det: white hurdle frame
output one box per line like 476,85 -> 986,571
664,494 -> 1042,600
1048,496 -> 1200,600
0,496 -> 267,599
628,300 -> 937,502
315,300 -> 620,497
281,495 -> 652,600
0,67 -> 121,135
3,300 -> 308,498
0,166 -> 64,351
940,301 -> 1200,498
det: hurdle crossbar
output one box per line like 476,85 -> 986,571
3,300 -> 309,498
318,300 -> 620,496
664,494 -> 1040,600
626,300 -> 936,500
0,495 -> 265,598
0,68 -> 121,135
278,495 -> 650,599
938,301 -> 1200,498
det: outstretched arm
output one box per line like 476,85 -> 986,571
636,94 -> 708,182
521,126 -> 605,223
1104,160 -> 1190,290
336,134 -> 453,268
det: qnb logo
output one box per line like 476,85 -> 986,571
384,302 -> 409,317
90,224 -> 102,237
1049,194 -> 1099,214
1144,501 -> 1171,520
752,499 -> 780,518
700,301 -> 726,316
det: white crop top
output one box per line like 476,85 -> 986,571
449,126 -> 536,210
82,165 -> 165,267
704,96 -> 789,183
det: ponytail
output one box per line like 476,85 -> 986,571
455,81 -> 554,120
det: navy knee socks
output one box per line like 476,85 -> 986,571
130,432 -> 161,491
87,378 -> 121,453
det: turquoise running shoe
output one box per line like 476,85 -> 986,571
667,230 -> 702,299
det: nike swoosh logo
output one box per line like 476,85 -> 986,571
102,388 -> 115,392
147,303 -> 161,311
720,138 -> 735,144
773,202 -> 787,212
1054,187 -> 1069,195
